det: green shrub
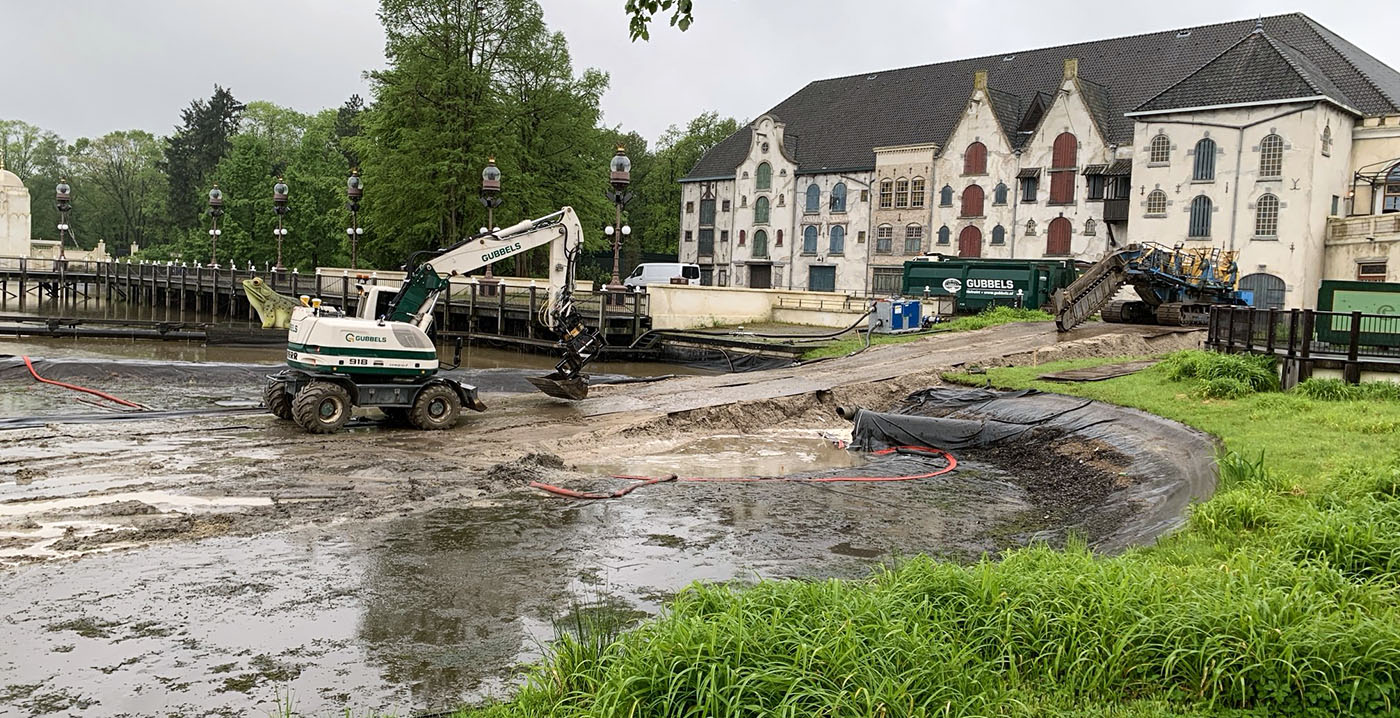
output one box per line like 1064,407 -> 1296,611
1161,350 -> 1277,393
1197,376 -> 1252,400
1189,486 -> 1280,534
1294,378 -> 1359,401
1359,381 -> 1400,401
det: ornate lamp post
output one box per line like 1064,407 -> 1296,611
346,169 -> 364,269
272,177 -> 289,269
478,157 -> 503,295
54,179 -> 72,261
207,185 -> 224,266
604,145 -> 633,304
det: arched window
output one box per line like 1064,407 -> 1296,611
776,229 -> 783,246
1146,189 -> 1168,216
830,182 -> 847,212
993,182 -> 1009,205
876,224 -> 893,253
1084,219 -> 1097,236
991,224 -> 1006,245
1047,217 -> 1072,255
802,225 -> 818,254
1025,219 -> 1037,236
939,185 -> 954,206
805,183 -> 821,213
752,229 -> 767,257
738,229 -> 746,245
879,179 -> 893,208
1188,195 -> 1213,238
1149,134 -> 1171,164
1254,194 -> 1279,238
754,196 -> 770,224
910,178 -> 926,208
964,142 -> 987,175
905,224 -> 924,254
1385,164 -> 1400,213
936,225 -> 950,245
829,225 -> 845,254
1193,138 -> 1217,181
1321,126 -> 1333,157
895,178 -> 910,208
1049,132 -> 1078,203
961,184 -> 984,217
755,162 -> 772,190
1259,134 -> 1284,178
1238,273 -> 1286,309
958,226 -> 983,258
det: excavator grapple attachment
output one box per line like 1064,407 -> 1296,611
527,372 -> 590,400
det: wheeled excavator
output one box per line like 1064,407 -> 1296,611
263,206 -> 605,433
1051,228 -> 1244,332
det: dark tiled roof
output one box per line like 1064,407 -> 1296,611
1134,27 -> 1359,114
985,86 -> 1025,148
683,13 -> 1400,181
1017,167 -> 1042,179
1105,159 -> 1133,175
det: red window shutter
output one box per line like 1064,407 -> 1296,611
958,226 -> 982,257
1049,172 -> 1074,203
1047,218 -> 1071,255
960,185 -> 984,217
1051,133 -> 1077,169
964,142 -> 987,175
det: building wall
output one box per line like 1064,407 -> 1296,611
789,170 -> 873,293
1007,71 -> 1116,262
1322,115 -> 1400,283
0,176 -> 32,257
1130,102 -> 1355,308
929,80 -> 1019,261
869,144 -> 936,292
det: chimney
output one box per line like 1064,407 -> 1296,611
973,69 -> 988,91
1063,57 -> 1079,81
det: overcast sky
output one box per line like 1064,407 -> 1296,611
4,1 -> 1398,146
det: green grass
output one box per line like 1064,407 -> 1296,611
801,306 -> 1053,360
448,352 -> 1400,718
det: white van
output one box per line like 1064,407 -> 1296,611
624,263 -> 701,289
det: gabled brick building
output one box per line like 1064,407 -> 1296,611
678,13 -> 1400,308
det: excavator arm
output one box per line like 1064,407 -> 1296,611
385,207 -> 605,400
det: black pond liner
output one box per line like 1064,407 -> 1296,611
846,387 -> 1219,553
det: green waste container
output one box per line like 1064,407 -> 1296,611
901,256 -> 1079,313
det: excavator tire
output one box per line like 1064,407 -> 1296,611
409,384 -> 461,431
292,381 -> 353,434
263,379 -> 293,420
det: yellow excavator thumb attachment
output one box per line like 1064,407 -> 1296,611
527,372 -> 590,401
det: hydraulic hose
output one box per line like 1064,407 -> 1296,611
21,356 -> 144,409
529,445 -> 957,500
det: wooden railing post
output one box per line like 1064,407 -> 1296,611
1265,308 -> 1277,355
1244,307 -> 1256,353
1346,310 -> 1363,383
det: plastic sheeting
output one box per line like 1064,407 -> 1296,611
847,387 -> 1219,552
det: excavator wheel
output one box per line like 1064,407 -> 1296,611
292,381 -> 354,434
409,383 -> 461,431
263,379 -> 293,420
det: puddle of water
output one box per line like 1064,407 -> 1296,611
0,463 -> 1038,716
576,429 -> 861,479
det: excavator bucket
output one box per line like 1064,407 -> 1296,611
527,372 -> 590,401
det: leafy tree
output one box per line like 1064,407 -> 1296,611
625,0 -> 695,41
161,85 -> 245,229
69,130 -> 170,251
334,94 -> 365,168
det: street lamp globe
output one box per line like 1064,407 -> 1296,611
274,179 -> 289,198
482,158 -> 502,184
55,180 -> 71,198
609,146 -> 631,175
208,186 -> 223,204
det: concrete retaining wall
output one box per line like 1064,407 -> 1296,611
648,284 -> 870,329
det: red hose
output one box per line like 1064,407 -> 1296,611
529,445 -> 957,500
21,356 -> 144,409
